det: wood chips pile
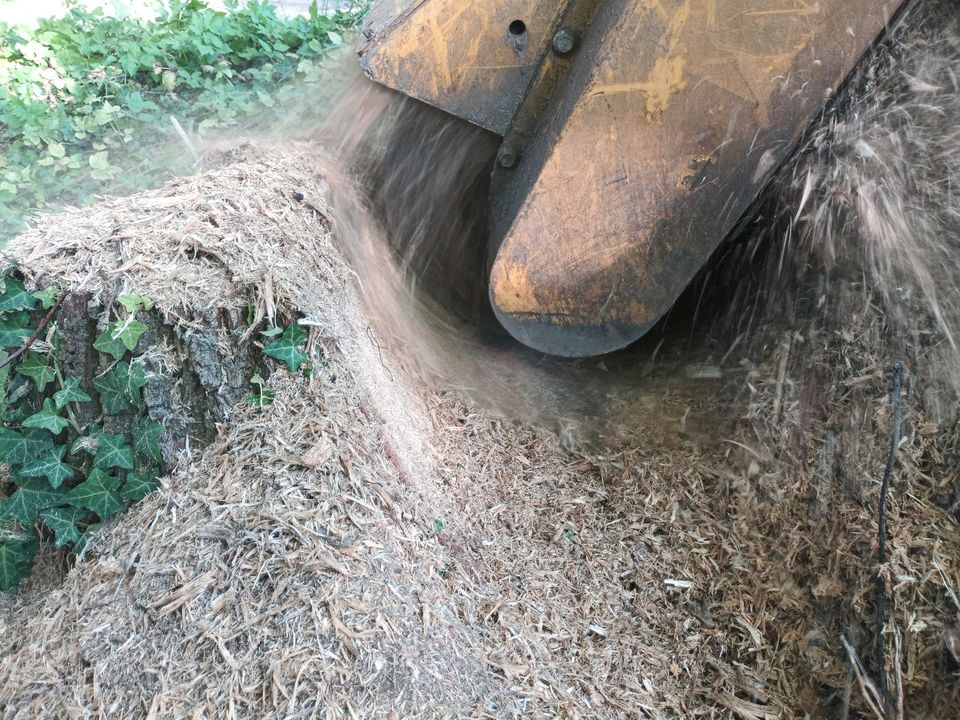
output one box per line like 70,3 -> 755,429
0,144 -> 956,719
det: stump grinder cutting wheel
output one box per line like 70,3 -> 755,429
358,0 -> 911,357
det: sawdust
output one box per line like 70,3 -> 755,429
0,140 -> 955,719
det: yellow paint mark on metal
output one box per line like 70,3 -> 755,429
742,2 -> 821,19
360,0 -> 568,134
426,17 -> 453,90
594,0 -> 694,120
647,0 -> 671,22
492,263 -> 539,314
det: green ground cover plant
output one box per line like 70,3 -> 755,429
0,0 -> 364,241
0,274 -> 161,590
0,266 -> 311,591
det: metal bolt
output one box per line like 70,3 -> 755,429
498,145 -> 519,169
552,28 -> 577,55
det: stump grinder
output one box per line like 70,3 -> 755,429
358,0 -> 910,356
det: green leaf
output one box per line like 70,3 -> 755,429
0,428 -> 53,466
244,388 -> 275,407
0,277 -> 37,312
125,91 -> 145,113
72,430 -> 100,457
64,469 -> 123,520
93,361 -> 146,413
1,478 -> 63,526
0,537 -> 38,592
16,352 -> 56,391
54,376 -> 92,409
117,293 -> 147,313
19,446 -> 73,488
32,286 -> 59,309
89,150 -> 110,171
93,432 -> 134,471
115,317 -> 148,352
260,326 -> 283,338
123,360 -> 148,395
121,469 -> 159,502
75,522 -> 102,554
132,416 -> 163,463
39,506 -> 87,548
264,324 -> 308,372
93,367 -> 132,413
93,322 -> 127,360
94,318 -> 148,359
47,143 -> 66,159
23,398 -> 69,435
0,316 -> 32,348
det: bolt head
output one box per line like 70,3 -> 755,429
498,146 -> 518,168
552,29 -> 577,55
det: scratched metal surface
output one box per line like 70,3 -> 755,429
358,0 -> 567,134
357,0 -> 909,356
488,0 -> 909,355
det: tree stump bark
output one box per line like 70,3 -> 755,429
47,293 -> 272,470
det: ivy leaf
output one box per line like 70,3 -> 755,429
260,326 -> 283,338
115,317 -> 148,351
0,428 -> 53,466
54,376 -> 92,409
23,398 -> 69,435
123,360 -> 148,396
64,469 -> 123,520
93,368 -> 132,413
93,323 -> 127,360
93,361 -> 146,413
74,522 -> 102,554
19,446 -> 73,488
32,286 -> 59,309
121,469 -> 159,502
71,426 -> 101,457
92,432 -> 134,471
39,506 -> 87,548
16,352 -> 56,391
0,315 -> 32,348
24,429 -> 54,460
0,478 -> 63,526
264,324 -> 308,372
117,295 -> 141,313
0,537 -> 38,592
132,416 -> 163,462
0,277 -> 37,312
244,388 -> 274,407
117,293 -> 153,312
94,318 -> 147,359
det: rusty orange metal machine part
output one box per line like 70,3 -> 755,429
359,0 -> 909,356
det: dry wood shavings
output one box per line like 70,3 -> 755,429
0,123 -> 956,720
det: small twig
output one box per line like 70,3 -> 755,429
841,636 -> 887,720
0,293 -> 66,372
875,361 -> 903,717
169,115 -> 200,165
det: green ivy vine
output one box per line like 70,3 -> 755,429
244,323 -> 308,407
0,270 -> 162,591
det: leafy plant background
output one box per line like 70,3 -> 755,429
0,0 -> 328,589
0,276 -> 163,590
0,0 -> 365,242
0,269 -> 310,591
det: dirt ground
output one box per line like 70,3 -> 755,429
0,142 -> 956,719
